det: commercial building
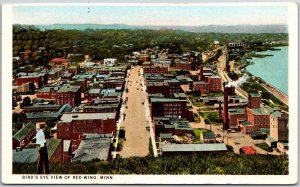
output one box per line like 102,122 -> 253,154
175,60 -> 192,71
56,85 -> 81,106
15,73 -> 48,89
147,82 -> 170,97
238,93 -> 274,133
207,76 -> 222,92
57,112 -> 116,149
150,98 -> 193,121
143,66 -> 168,74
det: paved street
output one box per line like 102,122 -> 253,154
119,66 -> 150,158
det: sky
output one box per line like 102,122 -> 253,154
12,4 -> 289,26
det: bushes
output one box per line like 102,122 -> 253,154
117,139 -> 124,151
201,112 -> 222,124
13,153 -> 288,175
256,143 -> 273,152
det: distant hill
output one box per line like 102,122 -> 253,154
17,24 -> 288,33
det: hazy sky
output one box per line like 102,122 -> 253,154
13,5 -> 288,26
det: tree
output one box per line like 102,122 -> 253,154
21,96 -> 32,107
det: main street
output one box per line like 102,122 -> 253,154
118,66 -> 151,158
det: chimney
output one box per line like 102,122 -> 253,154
199,64 -> 204,81
223,83 -> 229,130
218,101 -> 222,119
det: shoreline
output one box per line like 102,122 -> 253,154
240,46 -> 288,96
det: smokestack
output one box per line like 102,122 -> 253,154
223,82 -> 229,130
199,64 -> 204,81
218,101 -> 222,119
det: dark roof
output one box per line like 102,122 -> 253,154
13,122 -> 35,142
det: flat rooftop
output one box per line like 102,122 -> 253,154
60,112 -> 116,122
161,143 -> 227,152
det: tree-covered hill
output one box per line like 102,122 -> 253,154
13,25 -> 288,69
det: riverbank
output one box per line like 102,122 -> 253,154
229,46 -> 289,110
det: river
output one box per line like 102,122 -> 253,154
246,46 -> 288,96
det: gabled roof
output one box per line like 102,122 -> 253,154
46,139 -> 62,159
13,122 -> 35,142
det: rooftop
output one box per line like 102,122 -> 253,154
89,88 -> 101,94
203,131 -> 215,139
46,139 -> 62,159
155,117 -> 192,131
160,133 -> 173,139
13,122 -> 35,142
57,85 -> 81,93
13,148 -> 38,163
60,112 -> 116,122
161,143 -> 227,152
251,106 -> 274,115
250,93 -> 261,98
151,97 -> 186,103
72,134 -> 112,162
228,108 -> 246,115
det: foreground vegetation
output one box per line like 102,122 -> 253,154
13,153 -> 288,175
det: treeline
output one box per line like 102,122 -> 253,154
13,25 -> 288,69
13,152 -> 288,175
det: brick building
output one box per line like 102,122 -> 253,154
56,85 -> 81,106
147,82 -> 170,97
57,112 -> 116,150
193,81 -> 209,95
154,117 -> 194,137
143,66 -> 168,74
36,86 -> 61,100
175,61 -> 192,71
16,73 -> 48,89
150,98 -> 193,121
207,76 -> 222,92
12,122 -> 36,149
228,108 -> 247,127
85,88 -> 101,101
166,79 -> 182,94
239,93 -> 274,133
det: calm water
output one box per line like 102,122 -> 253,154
246,46 -> 288,96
